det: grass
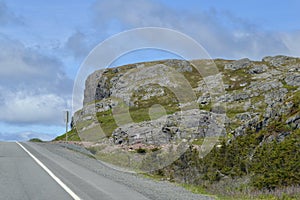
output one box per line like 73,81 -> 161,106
181,183 -> 217,198
226,106 -> 246,119
130,105 -> 179,123
282,82 -> 298,91
94,149 -> 143,171
191,138 -> 204,145
28,138 -> 44,142
199,102 -> 212,111
181,65 -> 203,88
75,119 -> 93,130
181,182 -> 300,200
290,90 -> 300,111
129,85 -> 181,122
223,68 -> 252,92
96,110 -> 118,137
53,129 -> 81,141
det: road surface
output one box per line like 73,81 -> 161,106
0,142 -> 214,200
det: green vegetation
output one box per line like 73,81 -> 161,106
180,184 -> 216,198
53,58 -> 300,199
152,120 -> 300,199
223,68 -> 252,91
191,138 -> 204,146
289,90 -> 300,114
226,106 -> 246,118
282,80 -> 298,91
53,129 -> 81,141
251,129 -> 300,190
181,65 -> 203,88
199,102 -> 212,111
136,147 -> 147,154
128,84 -> 181,122
28,138 -> 44,142
96,110 -> 118,137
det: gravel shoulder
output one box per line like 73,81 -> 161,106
24,142 -> 215,200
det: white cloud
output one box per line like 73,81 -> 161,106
0,35 -> 71,90
91,0 -> 295,60
281,30 -> 300,57
0,34 -> 72,126
65,31 -> 90,59
0,131 -> 54,141
0,88 -> 68,124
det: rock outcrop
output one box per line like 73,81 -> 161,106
73,56 -> 299,148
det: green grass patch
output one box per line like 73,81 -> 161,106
226,107 -> 246,119
223,68 -> 252,91
191,138 -> 204,145
53,129 -> 81,141
281,79 -> 298,92
28,138 -> 44,142
181,183 -> 215,198
96,110 -> 118,137
181,65 -> 203,88
199,102 -> 212,111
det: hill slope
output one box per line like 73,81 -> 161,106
60,56 -> 300,199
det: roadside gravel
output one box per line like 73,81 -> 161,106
29,142 -> 215,200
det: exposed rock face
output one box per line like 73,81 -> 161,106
83,69 -> 105,105
262,55 -> 297,67
248,65 -> 268,74
224,58 -> 251,70
286,113 -> 300,129
112,109 -> 224,145
285,73 -> 300,86
75,56 -> 300,147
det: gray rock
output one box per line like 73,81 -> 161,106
112,109 -> 225,145
285,73 -> 300,86
235,113 -> 251,121
247,80 -> 282,92
83,69 -> 104,105
95,76 -> 111,101
233,92 -> 250,101
277,132 -> 290,142
264,88 -> 288,105
165,59 -> 193,72
197,93 -> 211,105
224,58 -> 251,70
286,113 -> 300,129
262,55 -> 297,67
248,65 -> 268,74
77,56 -> 299,146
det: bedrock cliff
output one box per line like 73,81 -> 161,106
66,56 -> 300,193
73,56 -> 299,145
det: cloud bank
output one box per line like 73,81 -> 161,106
0,34 -> 72,126
89,0 -> 296,59
0,131 -> 54,141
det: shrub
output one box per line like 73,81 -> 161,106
136,147 -> 147,154
29,138 -> 43,142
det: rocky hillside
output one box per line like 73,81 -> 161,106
67,55 -> 299,198
74,56 -> 299,142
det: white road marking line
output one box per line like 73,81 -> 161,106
16,142 -> 81,200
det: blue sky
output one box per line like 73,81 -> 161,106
0,0 -> 299,141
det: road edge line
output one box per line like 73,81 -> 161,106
16,142 -> 81,200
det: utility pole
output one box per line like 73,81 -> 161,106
64,110 -> 69,142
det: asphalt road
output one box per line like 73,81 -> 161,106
0,142 -> 214,200
0,142 -> 72,200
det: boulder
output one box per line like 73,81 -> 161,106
248,65 -> 268,74
285,73 -> 300,86
224,58 -> 251,70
